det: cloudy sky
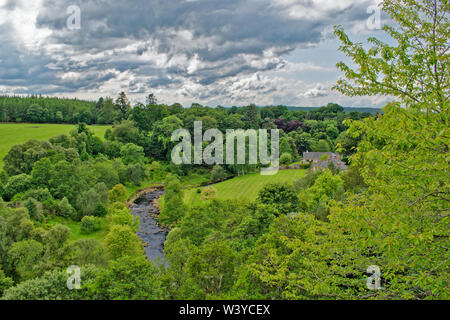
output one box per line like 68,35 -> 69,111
0,0 -> 392,107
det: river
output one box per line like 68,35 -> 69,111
129,188 -> 168,262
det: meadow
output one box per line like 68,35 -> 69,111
0,123 -> 111,169
184,169 -> 306,206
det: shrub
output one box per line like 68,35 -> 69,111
257,183 -> 300,216
104,225 -> 143,259
279,153 -> 293,166
57,197 -> 77,220
93,204 -> 108,217
80,216 -> 102,234
24,198 -> 41,221
108,184 -> 128,204
210,165 -> 227,183
4,174 -> 33,201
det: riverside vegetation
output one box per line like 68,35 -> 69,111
0,0 -> 448,300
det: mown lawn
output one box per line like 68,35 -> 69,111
0,123 -> 111,169
184,169 -> 306,206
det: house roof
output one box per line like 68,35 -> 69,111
311,159 -> 348,171
303,152 -> 335,160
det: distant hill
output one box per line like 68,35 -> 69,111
285,106 -> 383,114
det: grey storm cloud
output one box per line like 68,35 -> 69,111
0,0 -> 378,101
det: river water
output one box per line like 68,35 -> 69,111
130,189 -> 167,262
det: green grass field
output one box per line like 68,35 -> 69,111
0,123 -> 111,169
184,169 -> 306,206
45,216 -> 107,242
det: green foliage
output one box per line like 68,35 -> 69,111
313,139 -> 331,152
1,266 -> 98,300
159,174 -> 186,225
104,225 -> 143,260
0,95 -> 97,124
257,183 -> 299,215
8,239 -> 44,281
120,143 -> 145,165
184,240 -> 236,297
24,198 -> 41,221
279,153 -> 293,166
108,184 -> 128,204
298,169 -> 344,220
3,174 -> 33,201
70,239 -> 108,267
75,183 -> 108,218
0,268 -> 13,296
80,216 -> 102,235
127,162 -> 146,186
57,197 -> 77,220
108,208 -> 139,230
210,164 -> 227,183
93,204 -> 107,218
85,256 -> 162,300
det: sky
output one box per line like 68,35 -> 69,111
0,0 -> 393,108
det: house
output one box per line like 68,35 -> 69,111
302,152 -> 348,172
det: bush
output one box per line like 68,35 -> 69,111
24,198 -> 41,221
80,216 -> 101,234
127,163 -> 146,186
257,183 -> 300,216
210,165 -> 227,183
108,208 -> 138,230
24,188 -> 53,203
108,184 -> 128,204
93,204 -> 108,217
104,225 -> 143,259
3,174 -> 33,201
57,197 -> 77,220
279,153 -> 293,166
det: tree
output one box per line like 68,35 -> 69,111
210,165 -> 227,183
0,268 -> 13,296
115,92 -> 131,116
8,240 -> 44,281
120,143 -> 145,165
108,184 -> 128,204
257,183 -> 299,216
146,93 -> 158,105
127,163 -> 146,186
104,225 -> 143,259
302,0 -> 450,298
313,139 -> 330,152
279,153 -> 293,166
109,120 -> 140,144
184,240 -> 236,297
24,198 -> 41,221
71,238 -> 108,267
86,256 -> 162,299
242,104 -> 260,129
80,216 -> 101,234
3,174 -> 33,201
57,197 -> 77,219
2,266 -> 97,300
159,174 -> 187,225
31,157 -> 52,188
